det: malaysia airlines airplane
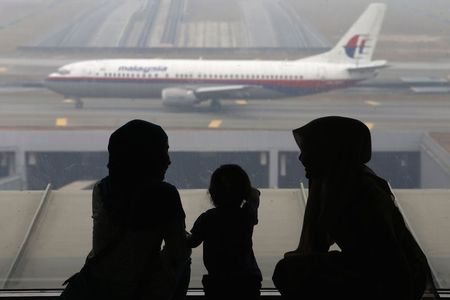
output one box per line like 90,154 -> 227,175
45,3 -> 387,109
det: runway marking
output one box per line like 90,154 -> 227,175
235,99 -> 248,105
208,119 -> 223,128
0,67 -> 8,74
56,118 -> 68,127
365,100 -> 381,107
365,122 -> 375,130
63,99 -> 75,104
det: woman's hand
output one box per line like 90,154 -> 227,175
283,249 -> 302,258
245,187 -> 261,225
247,187 -> 261,207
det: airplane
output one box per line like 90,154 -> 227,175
45,3 -> 387,110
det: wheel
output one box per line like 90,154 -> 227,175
74,99 -> 84,109
210,99 -> 222,111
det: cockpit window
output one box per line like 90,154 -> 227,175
57,68 -> 71,75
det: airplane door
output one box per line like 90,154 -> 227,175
83,63 -> 96,95
316,67 -> 326,90
317,67 -> 326,79
83,63 -> 93,76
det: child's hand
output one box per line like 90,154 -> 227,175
247,187 -> 261,207
246,187 -> 260,224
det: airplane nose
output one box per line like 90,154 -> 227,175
47,72 -> 60,78
44,73 -> 60,90
45,74 -> 54,82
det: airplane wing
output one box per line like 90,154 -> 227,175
161,84 -> 260,107
193,84 -> 257,99
347,60 -> 388,72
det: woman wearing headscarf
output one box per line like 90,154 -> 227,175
70,120 -> 190,299
272,116 -> 432,300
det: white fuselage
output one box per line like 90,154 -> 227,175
45,58 -> 371,100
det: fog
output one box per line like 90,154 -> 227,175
0,0 -> 449,60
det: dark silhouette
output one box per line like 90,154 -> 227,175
188,164 -> 262,300
62,120 -> 190,300
272,116 -> 432,300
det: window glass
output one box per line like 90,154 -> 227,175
0,0 -> 449,293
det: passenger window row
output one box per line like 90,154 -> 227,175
101,73 -> 305,80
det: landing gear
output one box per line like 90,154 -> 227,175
74,98 -> 84,109
210,99 -> 222,111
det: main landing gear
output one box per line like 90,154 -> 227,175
64,97 -> 84,109
209,99 -> 222,111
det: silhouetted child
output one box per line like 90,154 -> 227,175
189,164 -> 262,300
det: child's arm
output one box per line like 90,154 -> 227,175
243,187 -> 260,225
187,214 -> 205,248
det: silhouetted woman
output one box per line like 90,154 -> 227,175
272,116 -> 431,300
189,164 -> 262,300
81,120 -> 190,299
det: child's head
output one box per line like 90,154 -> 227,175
208,164 -> 252,208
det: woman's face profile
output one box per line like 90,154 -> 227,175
157,142 -> 171,180
298,140 -> 314,178
298,138 -> 327,179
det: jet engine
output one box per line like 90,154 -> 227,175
161,88 -> 200,107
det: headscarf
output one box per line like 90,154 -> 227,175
292,116 -> 375,252
107,119 -> 169,182
99,119 -> 171,227
292,116 -> 371,179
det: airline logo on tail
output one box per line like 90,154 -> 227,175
344,34 -> 369,58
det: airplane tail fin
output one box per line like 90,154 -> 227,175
305,3 -> 386,64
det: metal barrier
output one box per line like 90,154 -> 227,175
1,185 -> 52,289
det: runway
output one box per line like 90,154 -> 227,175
0,87 -> 450,132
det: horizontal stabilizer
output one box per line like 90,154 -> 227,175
347,60 -> 388,72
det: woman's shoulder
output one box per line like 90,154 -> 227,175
152,182 -> 185,219
196,208 -> 217,219
359,172 -> 396,218
92,180 -> 102,195
154,181 -> 180,198
92,180 -> 105,211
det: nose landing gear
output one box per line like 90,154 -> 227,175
74,98 -> 84,109
210,99 -> 222,111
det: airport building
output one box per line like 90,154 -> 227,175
0,129 -> 449,190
